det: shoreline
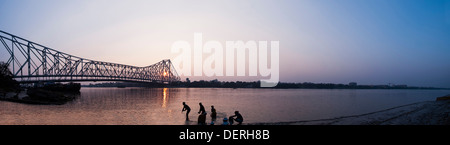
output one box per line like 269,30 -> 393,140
0,89 -> 77,105
250,100 -> 450,125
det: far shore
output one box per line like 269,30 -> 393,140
83,81 -> 450,90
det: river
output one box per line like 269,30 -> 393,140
0,88 -> 448,125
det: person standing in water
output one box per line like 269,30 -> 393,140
182,102 -> 191,121
210,105 -> 217,121
198,112 -> 207,125
198,102 -> 206,114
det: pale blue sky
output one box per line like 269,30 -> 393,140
1,0 -> 449,87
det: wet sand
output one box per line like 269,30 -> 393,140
252,100 -> 450,125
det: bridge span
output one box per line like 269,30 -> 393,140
0,30 -> 180,84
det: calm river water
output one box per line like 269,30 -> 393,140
0,88 -> 449,125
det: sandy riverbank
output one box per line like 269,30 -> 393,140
252,100 -> 450,125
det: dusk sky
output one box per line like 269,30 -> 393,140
1,0 -> 450,88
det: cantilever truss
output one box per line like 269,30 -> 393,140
0,30 -> 180,83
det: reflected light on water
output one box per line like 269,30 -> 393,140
162,88 -> 168,108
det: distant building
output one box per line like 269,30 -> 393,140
349,82 -> 357,87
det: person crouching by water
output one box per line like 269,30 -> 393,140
228,116 -> 234,125
182,102 -> 191,121
229,111 -> 244,125
210,105 -> 217,121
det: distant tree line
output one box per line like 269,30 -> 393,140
83,79 -> 448,90
170,80 -> 446,90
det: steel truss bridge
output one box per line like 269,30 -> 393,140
0,30 -> 180,84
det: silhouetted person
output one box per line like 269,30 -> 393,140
182,102 -> 191,121
210,105 -> 217,121
198,112 -> 207,125
230,111 -> 243,125
198,102 -> 206,114
228,116 -> 234,125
